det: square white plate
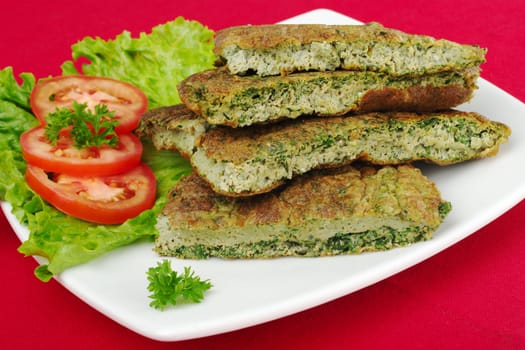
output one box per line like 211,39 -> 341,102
3,8 -> 525,341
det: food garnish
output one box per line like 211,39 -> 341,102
21,125 -> 143,176
0,16 -> 209,281
44,101 -> 119,148
25,163 -> 157,225
146,260 -> 212,310
19,71 -> 157,226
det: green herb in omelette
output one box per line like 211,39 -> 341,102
147,260 -> 212,310
45,101 -> 119,148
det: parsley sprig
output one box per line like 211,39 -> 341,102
146,260 -> 212,310
45,101 -> 119,148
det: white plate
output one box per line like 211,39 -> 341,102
4,8 -> 525,341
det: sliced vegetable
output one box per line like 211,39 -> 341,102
25,163 -> 157,225
0,15 -> 214,281
20,125 -> 143,176
30,75 -> 147,133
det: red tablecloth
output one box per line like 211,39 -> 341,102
1,1 -> 524,348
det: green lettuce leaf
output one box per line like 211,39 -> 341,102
0,68 -> 161,281
0,67 -> 35,112
61,16 -> 216,109
0,17 -> 212,281
141,140 -> 192,196
0,67 -> 38,204
19,202 -> 160,282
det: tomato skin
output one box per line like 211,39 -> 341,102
20,125 -> 143,176
30,75 -> 148,133
25,163 -> 157,225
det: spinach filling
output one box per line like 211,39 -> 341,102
163,225 -> 438,259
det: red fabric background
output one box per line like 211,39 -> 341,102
1,1 -> 524,348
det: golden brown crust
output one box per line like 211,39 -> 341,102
162,172 -> 282,227
357,84 -> 473,113
135,104 -> 198,139
162,164 -> 445,229
215,22 -> 438,52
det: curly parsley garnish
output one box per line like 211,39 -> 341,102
45,101 -> 119,148
146,260 -> 212,310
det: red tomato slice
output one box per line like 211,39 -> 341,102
30,75 -> 148,133
25,163 -> 157,224
20,125 -> 143,176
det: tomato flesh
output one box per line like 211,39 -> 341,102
30,75 -> 148,133
20,125 -> 143,176
26,163 -> 157,225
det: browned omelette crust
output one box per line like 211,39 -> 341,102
161,165 -> 445,231
214,22 -> 478,52
177,67 -> 479,127
138,104 -> 198,131
136,104 -> 200,159
214,23 -> 393,51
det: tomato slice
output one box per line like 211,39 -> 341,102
30,75 -> 148,133
25,163 -> 157,224
20,125 -> 143,176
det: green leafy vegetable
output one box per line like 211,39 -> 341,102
141,140 -> 192,196
45,101 -> 119,148
147,260 -> 212,310
0,67 -> 35,112
0,100 -> 38,171
20,202 -> 160,282
0,67 -> 190,282
61,17 -> 216,109
0,16 -> 212,282
0,68 -> 38,202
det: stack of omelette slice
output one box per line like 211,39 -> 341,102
136,22 -> 510,259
